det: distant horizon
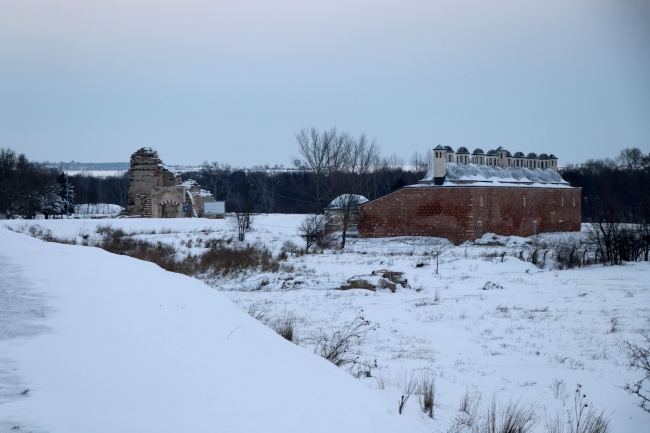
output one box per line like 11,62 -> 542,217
35,144 -> 638,171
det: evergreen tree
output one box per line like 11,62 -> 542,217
58,171 -> 75,216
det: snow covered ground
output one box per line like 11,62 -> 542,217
0,226 -> 426,433
2,215 -> 649,432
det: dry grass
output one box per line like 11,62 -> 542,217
19,224 -> 286,278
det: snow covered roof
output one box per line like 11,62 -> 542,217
472,148 -> 485,155
419,163 -> 572,188
181,179 -> 214,198
326,194 -> 369,209
158,163 -> 182,177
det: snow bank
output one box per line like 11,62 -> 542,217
0,227 -> 424,433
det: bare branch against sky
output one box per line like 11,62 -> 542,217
1,0 -> 648,166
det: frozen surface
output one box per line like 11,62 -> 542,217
2,215 -> 650,432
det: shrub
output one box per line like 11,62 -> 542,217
553,236 -> 588,270
456,389 -> 482,430
296,214 -> 327,252
34,226 -> 285,278
271,311 -> 297,342
246,301 -> 271,322
419,374 -> 437,418
483,396 -> 539,433
545,384 -> 612,433
316,310 -> 376,367
398,375 -> 417,415
623,333 -> 650,414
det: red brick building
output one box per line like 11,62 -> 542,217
358,146 -> 581,244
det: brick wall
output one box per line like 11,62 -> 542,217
358,186 -> 581,244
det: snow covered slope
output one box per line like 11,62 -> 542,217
0,227 -> 424,433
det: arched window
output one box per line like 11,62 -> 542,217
480,195 -> 483,206
573,197 -> 575,206
523,196 -> 526,207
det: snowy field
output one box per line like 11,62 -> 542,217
2,215 -> 649,432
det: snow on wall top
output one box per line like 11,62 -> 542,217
159,163 -> 182,177
180,180 -> 214,198
131,147 -> 159,159
420,163 -> 569,187
326,194 -> 369,209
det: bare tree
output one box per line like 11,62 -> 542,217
294,127 -> 381,249
200,161 -> 234,201
293,127 -> 347,203
427,238 -> 452,274
331,132 -> 381,248
250,169 -> 282,214
296,214 -> 326,252
227,195 -> 254,242
585,206 -> 622,265
617,147 -> 644,169
410,151 -> 431,174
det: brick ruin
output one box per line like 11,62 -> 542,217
126,148 -> 215,218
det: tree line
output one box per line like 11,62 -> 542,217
2,143 -> 649,224
0,148 -> 75,219
561,147 -> 650,223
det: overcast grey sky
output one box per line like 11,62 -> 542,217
1,0 -> 648,167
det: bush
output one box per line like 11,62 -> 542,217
483,396 -> 539,433
623,333 -> 650,414
271,311 -> 297,342
419,374 -> 437,418
246,301 -> 271,322
545,384 -> 612,433
30,226 -> 285,278
553,236 -> 587,269
448,392 -> 538,433
296,214 -> 326,252
316,310 -> 376,367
